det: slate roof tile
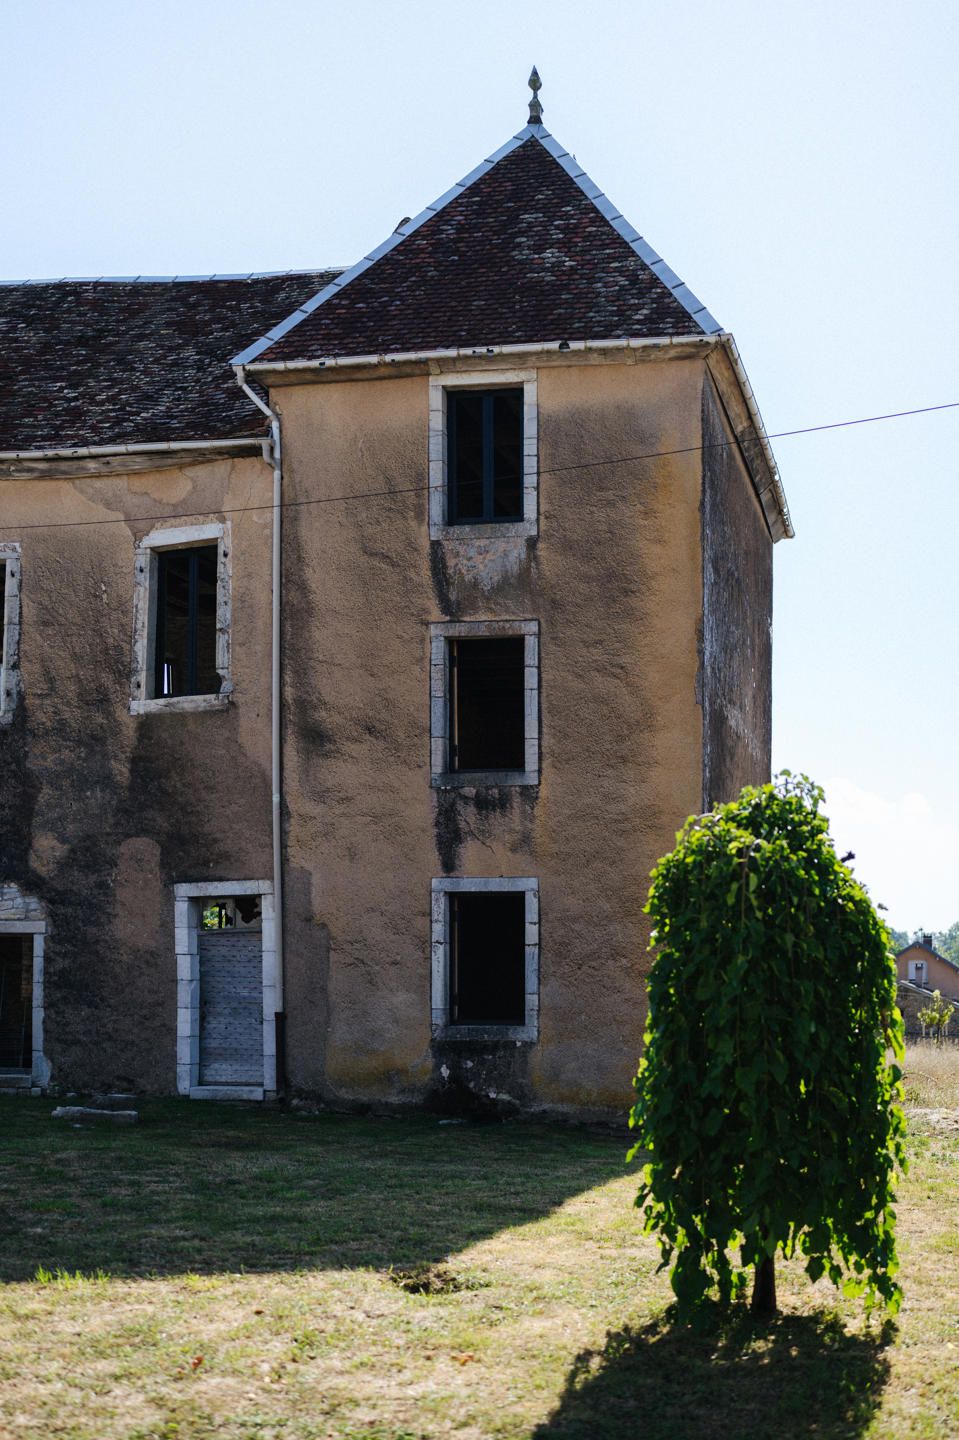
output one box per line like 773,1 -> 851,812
253,137 -> 705,366
0,271 -> 339,452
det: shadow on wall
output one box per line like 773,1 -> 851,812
532,1309 -> 893,1440
0,1099 -> 626,1283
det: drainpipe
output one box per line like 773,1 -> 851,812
235,365 -> 286,1095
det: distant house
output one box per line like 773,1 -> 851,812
895,935 -> 959,1003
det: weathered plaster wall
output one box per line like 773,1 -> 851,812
700,373 -> 773,808
274,352 -> 705,1115
0,456 -> 273,1092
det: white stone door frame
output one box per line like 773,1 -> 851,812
174,880 -> 276,1101
0,918 -> 48,1091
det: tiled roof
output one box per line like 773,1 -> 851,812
242,128 -> 717,369
0,271 -> 339,452
897,941 -> 959,976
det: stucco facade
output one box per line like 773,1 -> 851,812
0,106 -> 789,1113
0,346 -> 778,1113
0,456 -> 274,1093
275,349 -> 707,1111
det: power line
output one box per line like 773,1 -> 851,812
1,398 -> 957,533
542,400 -> 959,478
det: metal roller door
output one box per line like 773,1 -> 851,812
198,931 -> 263,1086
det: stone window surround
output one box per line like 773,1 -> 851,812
431,876 -> 539,1042
131,522 -> 232,716
0,882 -> 48,1091
0,543 -> 22,725
174,880 -> 276,1101
428,369 -> 538,539
430,619 -> 539,788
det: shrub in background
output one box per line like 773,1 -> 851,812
917,990 -> 953,1047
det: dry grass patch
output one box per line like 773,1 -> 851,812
0,1079 -> 956,1439
903,1040 -> 959,1118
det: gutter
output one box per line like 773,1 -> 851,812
0,436 -> 262,463
235,364 -> 287,1096
242,332 -> 719,376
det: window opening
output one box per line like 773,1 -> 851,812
0,935 -> 33,1069
202,901 -> 234,930
200,896 -> 262,931
449,636 -> 525,771
450,891 -> 525,1026
154,545 -> 219,698
448,389 -> 523,524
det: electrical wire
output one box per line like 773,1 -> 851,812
0,398 -> 956,532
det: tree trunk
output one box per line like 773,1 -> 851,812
751,1253 -> 777,1317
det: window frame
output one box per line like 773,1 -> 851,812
429,619 -> 539,787
0,543 -> 22,725
130,523 -> 232,715
430,876 -> 539,1042
429,370 -> 538,540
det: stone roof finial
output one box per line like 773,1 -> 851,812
528,66 -> 543,125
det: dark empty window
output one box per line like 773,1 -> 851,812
450,636 -> 525,772
448,389 -> 523,524
0,935 -> 32,1069
450,891 -> 525,1026
153,546 -> 219,698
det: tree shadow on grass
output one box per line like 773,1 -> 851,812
0,1098 -> 627,1281
533,1308 -> 894,1440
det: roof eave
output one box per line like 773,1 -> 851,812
240,332 -> 721,380
0,436 -> 264,462
0,435 -> 266,481
241,330 -> 793,544
714,333 -> 793,542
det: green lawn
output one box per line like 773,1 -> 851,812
0,1049 -> 956,1439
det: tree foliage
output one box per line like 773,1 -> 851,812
933,922 -> 959,967
629,774 -> 906,1316
887,926 -> 910,955
893,923 -> 959,963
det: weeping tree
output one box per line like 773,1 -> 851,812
629,774 -> 906,1317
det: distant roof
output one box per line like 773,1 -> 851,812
896,939 -> 959,975
0,271 -> 339,452
238,125 -> 720,371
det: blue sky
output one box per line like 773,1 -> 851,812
2,0 -> 957,930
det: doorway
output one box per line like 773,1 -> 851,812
198,899 -> 264,1086
174,880 -> 276,1100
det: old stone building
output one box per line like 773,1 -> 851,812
0,81 -> 791,1114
